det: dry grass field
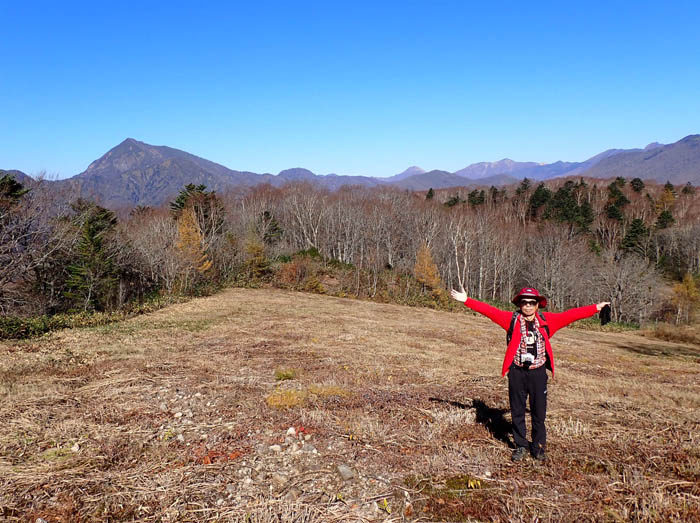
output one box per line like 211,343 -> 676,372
1,288 -> 699,522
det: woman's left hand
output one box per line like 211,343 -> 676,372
596,302 -> 611,311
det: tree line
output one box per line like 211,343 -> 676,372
1,172 -> 698,329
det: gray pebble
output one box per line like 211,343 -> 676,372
337,464 -> 355,481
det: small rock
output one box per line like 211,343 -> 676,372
485,470 -> 492,478
226,484 -> 236,494
285,488 -> 301,501
159,402 -> 168,412
304,434 -> 311,441
177,434 -> 185,443
174,412 -> 183,418
216,498 -> 224,506
337,464 -> 355,481
36,518 -> 48,523
269,444 -> 282,453
184,409 -> 193,418
271,473 -> 287,487
302,444 -> 317,453
71,443 -> 80,453
286,427 -> 296,436
195,392 -> 202,398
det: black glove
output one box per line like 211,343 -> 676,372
599,304 -> 611,326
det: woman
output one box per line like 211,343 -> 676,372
450,286 -> 609,463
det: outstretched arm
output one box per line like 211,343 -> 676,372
450,286 -> 512,330
546,301 -> 610,335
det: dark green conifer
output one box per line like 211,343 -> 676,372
630,178 -> 645,193
655,210 -> 675,229
621,218 -> 649,255
64,200 -> 118,311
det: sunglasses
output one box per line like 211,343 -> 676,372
520,300 -> 538,306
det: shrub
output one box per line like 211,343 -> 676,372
646,323 -> 700,345
274,368 -> 298,381
265,389 -> 306,409
308,385 -> 348,397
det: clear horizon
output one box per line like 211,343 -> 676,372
2,1 -> 699,179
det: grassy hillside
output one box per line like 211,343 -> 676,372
1,289 -> 698,521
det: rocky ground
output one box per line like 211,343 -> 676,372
1,288 -> 699,521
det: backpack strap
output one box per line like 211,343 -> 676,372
538,311 -> 550,338
506,311 -> 519,345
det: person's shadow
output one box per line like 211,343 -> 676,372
429,397 -> 513,448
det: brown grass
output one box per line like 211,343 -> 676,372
1,288 -> 699,521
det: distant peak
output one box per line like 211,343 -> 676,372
399,166 -> 426,175
644,142 -> 662,150
277,168 -> 316,178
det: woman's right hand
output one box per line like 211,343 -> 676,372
450,286 -> 467,303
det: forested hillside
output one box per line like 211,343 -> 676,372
1,172 -> 699,329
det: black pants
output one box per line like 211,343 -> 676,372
508,364 -> 548,455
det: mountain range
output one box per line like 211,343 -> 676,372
3,135 -> 699,208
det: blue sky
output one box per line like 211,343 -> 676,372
2,1 -> 699,178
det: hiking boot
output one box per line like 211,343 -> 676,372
511,447 -> 528,462
533,450 -> 547,463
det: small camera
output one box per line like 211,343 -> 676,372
521,353 -> 535,366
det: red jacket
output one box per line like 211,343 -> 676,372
463,298 -> 598,377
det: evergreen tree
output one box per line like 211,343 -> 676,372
468,189 -> 485,207
0,173 -> 29,208
621,218 -> 649,256
681,182 -> 695,195
615,176 -> 626,187
444,195 -> 464,207
576,201 -> 595,231
664,181 -> 675,195
425,188 -> 435,200
170,184 -> 208,213
64,200 -> 118,311
516,177 -> 531,195
630,177 -> 645,193
655,210 -> 675,229
170,184 -> 225,239
259,210 -> 283,245
488,185 -> 502,204
545,181 -> 579,223
528,183 -> 552,218
604,181 -> 630,223
605,203 -> 624,222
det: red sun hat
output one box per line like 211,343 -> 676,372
512,287 -> 547,309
